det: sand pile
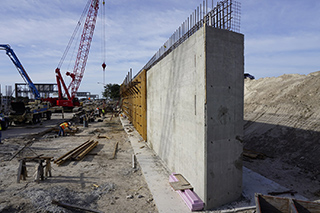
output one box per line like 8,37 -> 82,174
244,71 -> 320,181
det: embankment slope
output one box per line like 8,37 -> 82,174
244,71 -> 320,182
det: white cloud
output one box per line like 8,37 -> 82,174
1,0 -> 320,97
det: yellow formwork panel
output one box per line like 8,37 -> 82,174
120,70 -> 147,141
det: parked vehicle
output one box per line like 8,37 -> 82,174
9,100 -> 52,124
244,73 -> 255,80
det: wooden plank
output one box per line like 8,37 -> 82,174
17,160 -> 23,183
24,156 -> 52,160
70,141 -> 94,160
169,174 -> 193,191
293,199 -> 320,212
170,182 -> 193,191
254,194 -> 320,213
54,140 -> 92,165
255,194 -> 290,213
75,141 -> 98,161
97,134 -> 109,139
54,140 -> 90,163
169,173 -> 204,211
52,200 -> 103,213
110,142 -> 119,160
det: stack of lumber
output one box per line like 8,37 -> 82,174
54,140 -> 98,165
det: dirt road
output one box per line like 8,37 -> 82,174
0,113 -> 158,212
1,113 -> 72,140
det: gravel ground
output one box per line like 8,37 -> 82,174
0,113 -> 158,213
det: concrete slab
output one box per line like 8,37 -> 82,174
213,167 -> 307,212
120,116 -> 190,212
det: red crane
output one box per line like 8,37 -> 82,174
51,0 -> 103,108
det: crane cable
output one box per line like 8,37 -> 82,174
57,0 -> 91,69
101,0 -> 107,72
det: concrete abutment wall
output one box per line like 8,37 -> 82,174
205,27 -> 244,207
121,25 -> 244,209
147,26 -> 244,209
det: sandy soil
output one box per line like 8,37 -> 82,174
0,114 -> 158,213
2,71 -> 320,212
243,71 -> 320,201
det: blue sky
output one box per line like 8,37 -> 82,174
0,0 -> 320,97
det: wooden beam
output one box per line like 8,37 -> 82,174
110,142 -> 119,160
52,200 -> 103,213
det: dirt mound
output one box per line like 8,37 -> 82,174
244,71 -> 320,196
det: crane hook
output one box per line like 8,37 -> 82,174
102,62 -> 106,71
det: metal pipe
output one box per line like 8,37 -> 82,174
197,7 -> 199,23
130,68 -> 132,83
206,0 -> 208,15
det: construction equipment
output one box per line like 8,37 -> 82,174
0,44 -> 41,100
9,100 -> 52,124
49,0 -> 104,109
0,44 -> 53,125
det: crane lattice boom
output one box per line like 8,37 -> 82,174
67,0 -> 100,98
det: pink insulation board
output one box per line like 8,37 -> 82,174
169,173 -> 204,211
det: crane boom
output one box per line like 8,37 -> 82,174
53,0 -> 101,108
67,0 -> 100,98
0,44 -> 41,100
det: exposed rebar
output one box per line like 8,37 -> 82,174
122,0 -> 241,85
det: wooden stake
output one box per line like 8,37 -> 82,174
110,142 -> 119,159
132,154 -> 136,169
17,160 -> 26,183
45,159 -> 52,177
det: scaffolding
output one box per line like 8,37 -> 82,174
15,83 -> 58,99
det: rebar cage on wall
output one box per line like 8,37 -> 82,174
141,0 -> 241,75
120,0 -> 241,140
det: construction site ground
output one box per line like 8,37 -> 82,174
0,113 -> 158,213
243,72 -> 320,202
2,72 -> 320,212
